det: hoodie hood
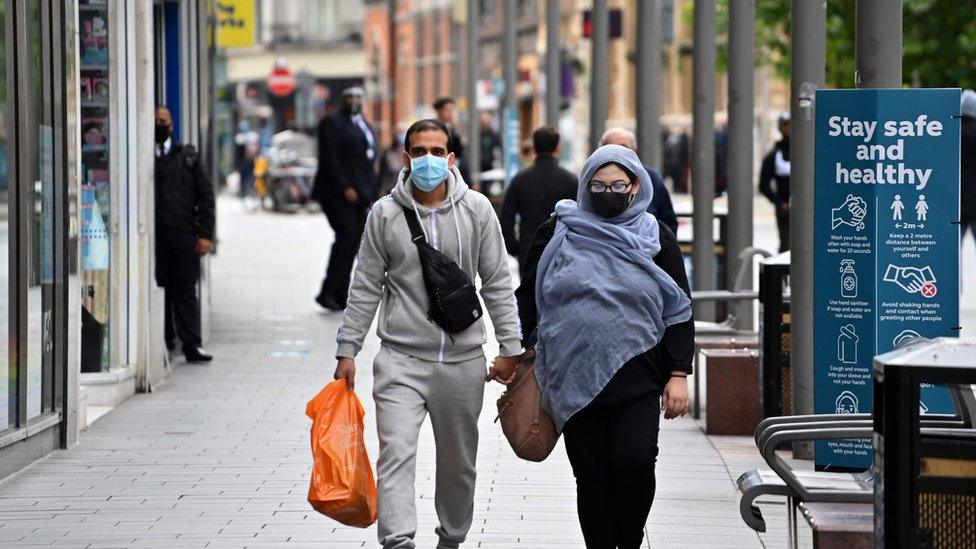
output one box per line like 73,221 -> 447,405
392,164 -> 468,212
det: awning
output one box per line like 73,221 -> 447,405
223,49 -> 365,82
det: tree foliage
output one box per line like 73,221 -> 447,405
704,0 -> 976,89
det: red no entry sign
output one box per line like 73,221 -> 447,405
268,66 -> 296,97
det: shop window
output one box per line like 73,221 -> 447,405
79,0 -> 111,373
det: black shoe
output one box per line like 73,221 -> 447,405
315,294 -> 343,312
184,347 -> 213,363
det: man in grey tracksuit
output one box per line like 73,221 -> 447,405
333,119 -> 522,549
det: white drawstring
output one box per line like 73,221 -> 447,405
451,195 -> 463,268
410,201 -> 430,242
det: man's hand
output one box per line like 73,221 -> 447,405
343,187 -> 359,205
661,374 -> 689,419
486,355 -> 519,385
196,238 -> 213,256
780,203 -> 790,212
334,357 -> 356,390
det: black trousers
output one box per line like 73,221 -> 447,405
156,237 -> 202,350
775,207 -> 791,253
563,392 -> 661,549
318,199 -> 368,307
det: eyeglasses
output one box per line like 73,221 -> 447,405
408,146 -> 449,158
588,179 -> 635,193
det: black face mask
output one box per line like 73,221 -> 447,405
589,191 -> 634,218
155,123 -> 171,145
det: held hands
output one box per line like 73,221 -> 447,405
486,355 -> 519,385
662,374 -> 689,420
334,357 -> 357,390
343,187 -> 359,205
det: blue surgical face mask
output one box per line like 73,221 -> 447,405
409,154 -> 449,192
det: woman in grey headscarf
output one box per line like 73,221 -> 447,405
515,144 -> 694,548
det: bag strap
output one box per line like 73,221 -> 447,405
401,205 -> 426,245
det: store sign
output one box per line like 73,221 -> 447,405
268,65 -> 297,97
813,88 -> 960,470
216,0 -> 255,48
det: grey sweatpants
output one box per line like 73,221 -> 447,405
372,345 -> 487,549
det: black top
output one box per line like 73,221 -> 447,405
500,156 -> 579,260
154,143 -> 215,243
759,138 -> 791,208
962,117 -> 976,222
643,165 -> 679,235
313,112 -> 379,205
516,216 -> 695,406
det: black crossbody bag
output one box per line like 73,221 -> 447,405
401,205 -> 483,334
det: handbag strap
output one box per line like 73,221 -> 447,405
401,205 -> 426,245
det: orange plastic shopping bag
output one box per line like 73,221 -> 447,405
306,379 -> 377,527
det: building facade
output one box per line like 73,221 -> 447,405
365,0 -> 789,172
0,0 -> 215,480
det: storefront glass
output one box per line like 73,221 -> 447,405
26,0 -> 55,418
79,0 -> 111,373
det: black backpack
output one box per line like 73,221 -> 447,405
401,205 -> 483,334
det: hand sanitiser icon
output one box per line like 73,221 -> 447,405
840,259 -> 857,298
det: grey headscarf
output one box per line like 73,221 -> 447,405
534,145 -> 693,432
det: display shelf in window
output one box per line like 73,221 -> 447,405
80,76 -> 109,105
80,10 -> 108,66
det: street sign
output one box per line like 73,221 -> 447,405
813,89 -> 961,470
267,65 -> 296,97
216,0 -> 255,48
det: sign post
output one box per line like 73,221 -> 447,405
813,88 -> 960,470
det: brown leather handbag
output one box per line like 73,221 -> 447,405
495,349 -> 559,462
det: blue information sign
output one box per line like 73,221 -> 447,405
813,89 -> 960,470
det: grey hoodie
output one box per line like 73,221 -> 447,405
336,165 -> 522,363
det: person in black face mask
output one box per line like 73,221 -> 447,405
311,86 -> 379,311
515,145 -> 694,548
153,106 -> 216,362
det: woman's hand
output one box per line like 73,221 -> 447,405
661,374 -> 689,419
486,355 -> 519,385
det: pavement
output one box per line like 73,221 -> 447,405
8,192 -> 970,548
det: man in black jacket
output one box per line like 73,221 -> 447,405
500,126 -> 578,263
433,97 -> 473,189
759,112 -> 791,252
961,90 -> 976,257
154,106 -> 215,362
312,87 -> 379,311
600,127 -> 679,234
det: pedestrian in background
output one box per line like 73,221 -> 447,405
434,97 -> 473,188
499,126 -> 578,263
662,126 -> 690,193
478,112 -> 501,173
154,106 -> 215,363
961,89 -> 976,257
378,133 -> 405,198
333,119 -> 522,549
600,127 -> 679,234
759,112 -> 792,252
516,145 -> 693,548
312,87 -> 379,312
